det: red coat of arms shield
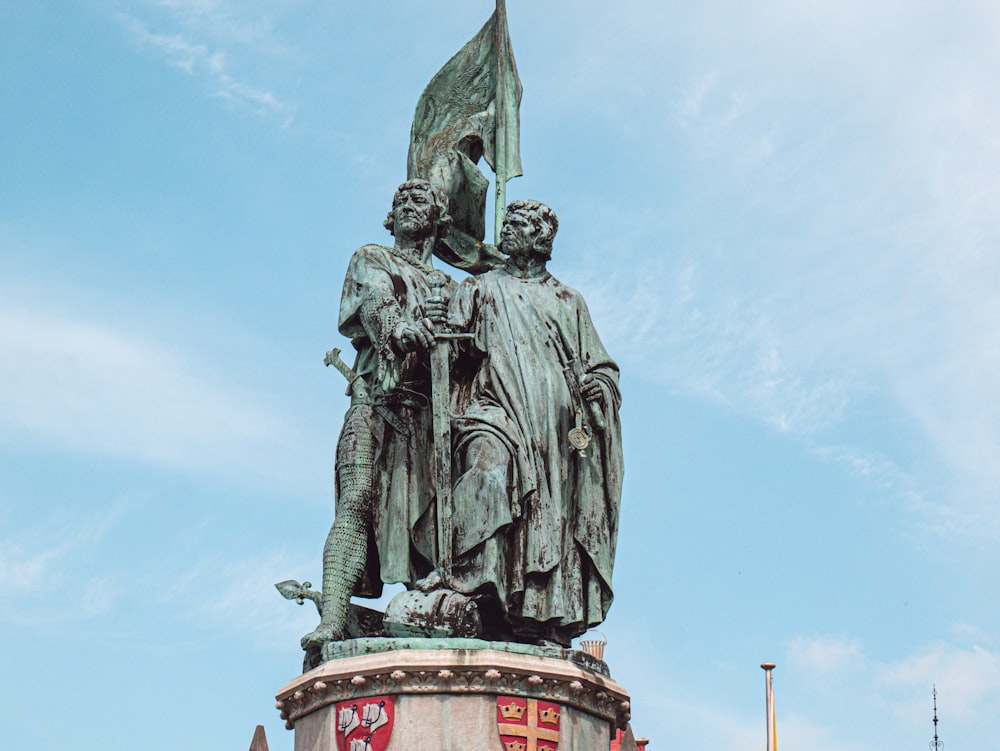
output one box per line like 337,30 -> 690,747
496,696 -> 561,751
334,695 -> 395,751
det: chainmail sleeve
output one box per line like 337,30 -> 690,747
339,246 -> 407,392
360,286 -> 404,392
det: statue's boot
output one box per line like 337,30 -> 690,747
414,569 -> 445,592
301,621 -> 345,650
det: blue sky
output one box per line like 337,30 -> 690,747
2,1 -> 998,749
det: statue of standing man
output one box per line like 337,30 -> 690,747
302,179 -> 452,648
442,199 -> 624,646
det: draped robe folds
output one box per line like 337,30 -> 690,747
337,244 -> 452,593
448,267 -> 623,638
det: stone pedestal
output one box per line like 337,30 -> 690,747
276,640 -> 630,751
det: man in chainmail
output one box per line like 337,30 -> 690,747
302,180 -> 452,648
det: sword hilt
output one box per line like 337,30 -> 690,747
427,269 -> 449,291
324,347 -> 368,399
423,269 -> 451,334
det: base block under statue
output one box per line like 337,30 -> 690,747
276,640 -> 631,751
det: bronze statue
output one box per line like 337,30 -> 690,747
300,179 -> 453,648
442,200 -> 623,646
281,2 -> 623,658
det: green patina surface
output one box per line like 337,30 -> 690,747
279,3 -> 624,663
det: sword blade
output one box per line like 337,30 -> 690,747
430,340 -> 453,579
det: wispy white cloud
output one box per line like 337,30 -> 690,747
0,506 -> 125,623
162,543 -> 410,648
162,548 -> 320,647
878,641 -> 1000,723
779,630 -> 1000,744
144,0 -> 288,51
114,0 -> 300,121
0,298 -> 319,484
552,0 -> 1000,542
576,252 -> 852,434
675,73 -> 717,124
616,649 -> 877,751
0,540 -> 63,599
120,15 -> 290,119
608,624 -> 999,751
788,634 -> 863,678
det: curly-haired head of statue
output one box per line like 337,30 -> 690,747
384,179 -> 452,238
501,199 -> 559,259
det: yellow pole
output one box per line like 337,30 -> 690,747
761,663 -> 778,751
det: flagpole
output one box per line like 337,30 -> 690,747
761,663 -> 778,751
494,162 -> 506,245
493,0 -> 507,244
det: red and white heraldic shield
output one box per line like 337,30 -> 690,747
496,696 -> 561,751
334,696 -> 395,751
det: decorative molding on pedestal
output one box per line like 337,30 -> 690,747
275,648 -> 631,732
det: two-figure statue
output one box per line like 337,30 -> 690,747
301,179 -> 622,651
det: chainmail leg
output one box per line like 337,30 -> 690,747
318,409 -> 377,641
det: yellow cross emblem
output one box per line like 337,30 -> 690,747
497,698 -> 560,751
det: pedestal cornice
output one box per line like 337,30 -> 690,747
276,647 -> 631,731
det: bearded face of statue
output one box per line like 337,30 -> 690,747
391,184 -> 438,240
499,209 -> 535,257
500,200 -> 558,260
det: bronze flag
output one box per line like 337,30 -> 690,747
407,0 -> 522,273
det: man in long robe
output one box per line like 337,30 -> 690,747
446,200 -> 623,646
